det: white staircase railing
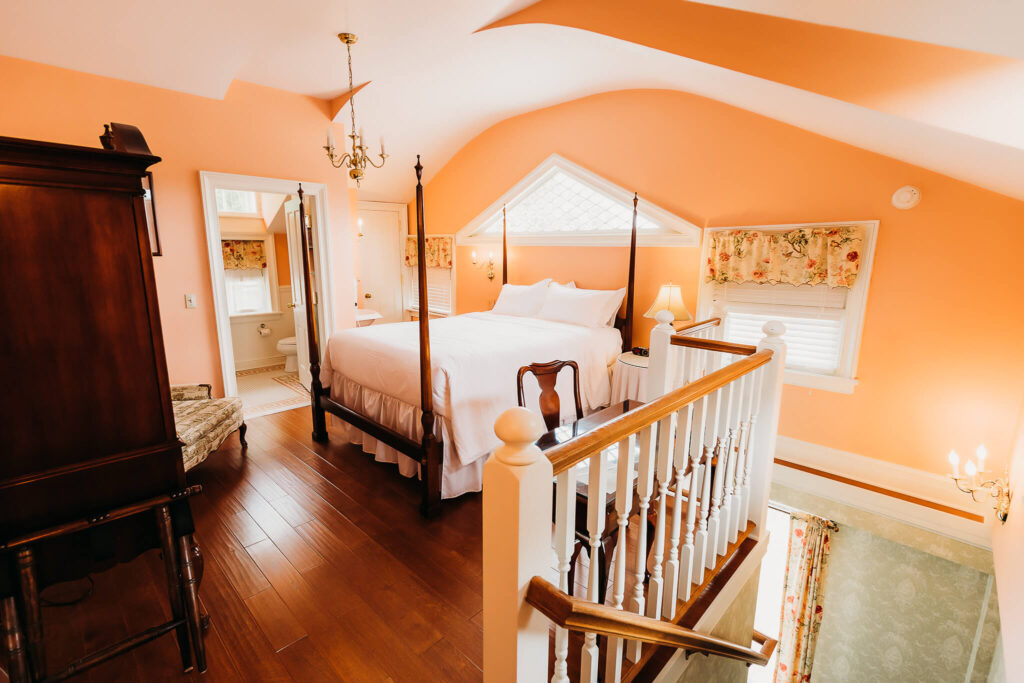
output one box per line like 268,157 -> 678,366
483,313 -> 786,683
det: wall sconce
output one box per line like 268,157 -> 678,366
471,250 -> 495,279
948,445 -> 1012,523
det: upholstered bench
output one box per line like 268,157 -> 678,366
171,384 -> 247,472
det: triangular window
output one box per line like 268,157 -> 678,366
457,154 -> 699,247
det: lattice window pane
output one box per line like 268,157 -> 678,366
479,168 -> 662,236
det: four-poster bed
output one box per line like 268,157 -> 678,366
299,158 -> 641,517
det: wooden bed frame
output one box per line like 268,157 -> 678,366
300,159 -> 639,517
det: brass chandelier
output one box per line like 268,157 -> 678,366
324,33 -> 387,186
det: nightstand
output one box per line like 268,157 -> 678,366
610,351 -> 649,403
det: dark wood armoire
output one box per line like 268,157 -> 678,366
0,134 -> 205,680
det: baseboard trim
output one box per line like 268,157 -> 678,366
235,355 -> 286,371
773,436 -> 992,548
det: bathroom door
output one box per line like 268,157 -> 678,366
284,197 -> 312,389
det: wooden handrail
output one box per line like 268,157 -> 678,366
547,350 -> 773,474
526,577 -> 769,666
673,317 -> 721,335
752,630 -> 779,662
671,336 -> 758,356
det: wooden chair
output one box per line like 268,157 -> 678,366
517,361 -> 620,603
516,360 -> 583,431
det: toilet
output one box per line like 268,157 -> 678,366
276,336 -> 298,373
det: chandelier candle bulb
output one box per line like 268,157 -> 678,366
965,459 -> 977,486
976,444 -> 987,472
948,450 -> 959,478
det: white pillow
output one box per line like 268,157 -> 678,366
491,279 -> 552,317
537,283 -> 624,328
600,286 -> 627,326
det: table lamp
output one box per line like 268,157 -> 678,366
644,283 -> 691,323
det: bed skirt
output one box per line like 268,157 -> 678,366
324,372 -> 486,499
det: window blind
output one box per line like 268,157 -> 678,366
713,282 -> 846,374
407,267 -> 453,315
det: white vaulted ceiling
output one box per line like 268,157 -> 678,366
1,0 -> 1022,201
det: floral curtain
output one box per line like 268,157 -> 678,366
222,239 -> 267,270
405,235 -> 453,269
706,226 -> 864,288
774,513 -> 835,683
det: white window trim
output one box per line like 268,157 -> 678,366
456,153 -> 700,248
695,219 -> 878,394
220,229 -> 282,319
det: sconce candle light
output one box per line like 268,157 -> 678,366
948,445 -> 1012,522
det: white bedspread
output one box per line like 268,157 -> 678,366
320,312 -> 622,468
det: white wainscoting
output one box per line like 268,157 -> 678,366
773,436 -> 992,548
230,286 -> 296,371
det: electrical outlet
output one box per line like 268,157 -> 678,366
184,293 -> 197,309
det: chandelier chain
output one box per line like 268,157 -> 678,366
347,41 -> 356,145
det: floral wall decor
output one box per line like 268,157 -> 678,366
706,226 -> 864,288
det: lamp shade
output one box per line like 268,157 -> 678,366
644,283 -> 691,322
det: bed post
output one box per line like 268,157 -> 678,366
622,192 -> 638,352
414,157 -> 443,518
502,204 -> 508,285
297,185 -> 329,442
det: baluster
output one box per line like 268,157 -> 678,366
627,426 -> 655,662
741,365 -> 766,531
689,393 -> 710,583
604,436 -> 636,683
580,447 -> 608,683
645,415 -> 675,622
678,437 -> 702,602
661,347 -> 694,617
693,444 -> 714,585
716,377 -> 736,558
728,372 -> 750,544
704,385 -> 725,568
551,465 -> 577,683
662,403 -> 692,618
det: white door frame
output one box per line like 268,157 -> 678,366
356,200 -> 407,322
200,171 -> 334,397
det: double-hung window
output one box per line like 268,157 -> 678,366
698,221 -> 877,394
221,236 -> 279,317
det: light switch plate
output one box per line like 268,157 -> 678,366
184,293 -> 197,309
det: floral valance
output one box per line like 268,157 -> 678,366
222,239 -> 267,270
705,225 -> 864,288
405,235 -> 453,269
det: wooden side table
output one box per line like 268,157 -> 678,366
610,351 -> 649,403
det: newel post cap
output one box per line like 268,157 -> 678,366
493,407 -> 545,466
761,320 -> 786,339
654,310 -> 675,327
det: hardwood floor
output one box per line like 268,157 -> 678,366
22,408 -> 486,682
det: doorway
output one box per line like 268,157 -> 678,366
200,172 -> 333,416
357,201 -> 406,323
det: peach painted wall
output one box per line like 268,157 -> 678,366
0,55 -> 356,396
273,237 -> 291,287
418,89 -> 1024,476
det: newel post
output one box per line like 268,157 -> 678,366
749,321 -> 787,536
645,310 -> 676,401
483,407 -> 552,683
